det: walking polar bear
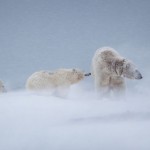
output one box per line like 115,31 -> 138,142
92,47 -> 142,98
26,68 -> 91,97
0,80 -> 6,94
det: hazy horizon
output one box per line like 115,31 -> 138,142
0,0 -> 149,89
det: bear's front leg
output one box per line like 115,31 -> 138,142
94,73 -> 111,99
111,76 -> 126,100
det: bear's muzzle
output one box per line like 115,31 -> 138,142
135,70 -> 143,79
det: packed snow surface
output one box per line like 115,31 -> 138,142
0,85 -> 150,150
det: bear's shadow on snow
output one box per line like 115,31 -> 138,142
70,111 -> 150,124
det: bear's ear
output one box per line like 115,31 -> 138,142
126,63 -> 130,69
122,59 -> 126,64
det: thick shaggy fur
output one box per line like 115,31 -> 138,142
26,68 -> 85,97
92,47 -> 142,98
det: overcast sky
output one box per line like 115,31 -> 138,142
0,0 -> 149,89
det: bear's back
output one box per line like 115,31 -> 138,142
26,71 -> 57,90
95,47 -> 120,61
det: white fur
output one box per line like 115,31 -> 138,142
26,68 -> 85,97
92,47 -> 142,98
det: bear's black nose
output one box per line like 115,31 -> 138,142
84,73 -> 91,76
139,75 -> 143,79
135,70 -> 143,79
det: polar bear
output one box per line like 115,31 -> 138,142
26,68 -> 91,97
0,80 -> 6,94
92,47 -> 142,98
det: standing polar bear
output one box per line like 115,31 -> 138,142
92,47 -> 142,98
26,68 -> 91,97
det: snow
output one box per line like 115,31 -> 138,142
0,0 -> 150,149
0,84 -> 150,150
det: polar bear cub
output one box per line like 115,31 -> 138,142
92,47 -> 142,98
0,80 -> 6,94
26,68 -> 91,97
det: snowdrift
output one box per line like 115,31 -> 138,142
0,84 -> 150,150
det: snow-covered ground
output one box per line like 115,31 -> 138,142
0,84 -> 150,150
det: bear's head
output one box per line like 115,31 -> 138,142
111,59 -> 142,79
122,60 -> 142,79
69,69 -> 91,84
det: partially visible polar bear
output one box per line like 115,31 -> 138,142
26,68 -> 91,97
92,47 -> 142,98
0,80 -> 6,94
